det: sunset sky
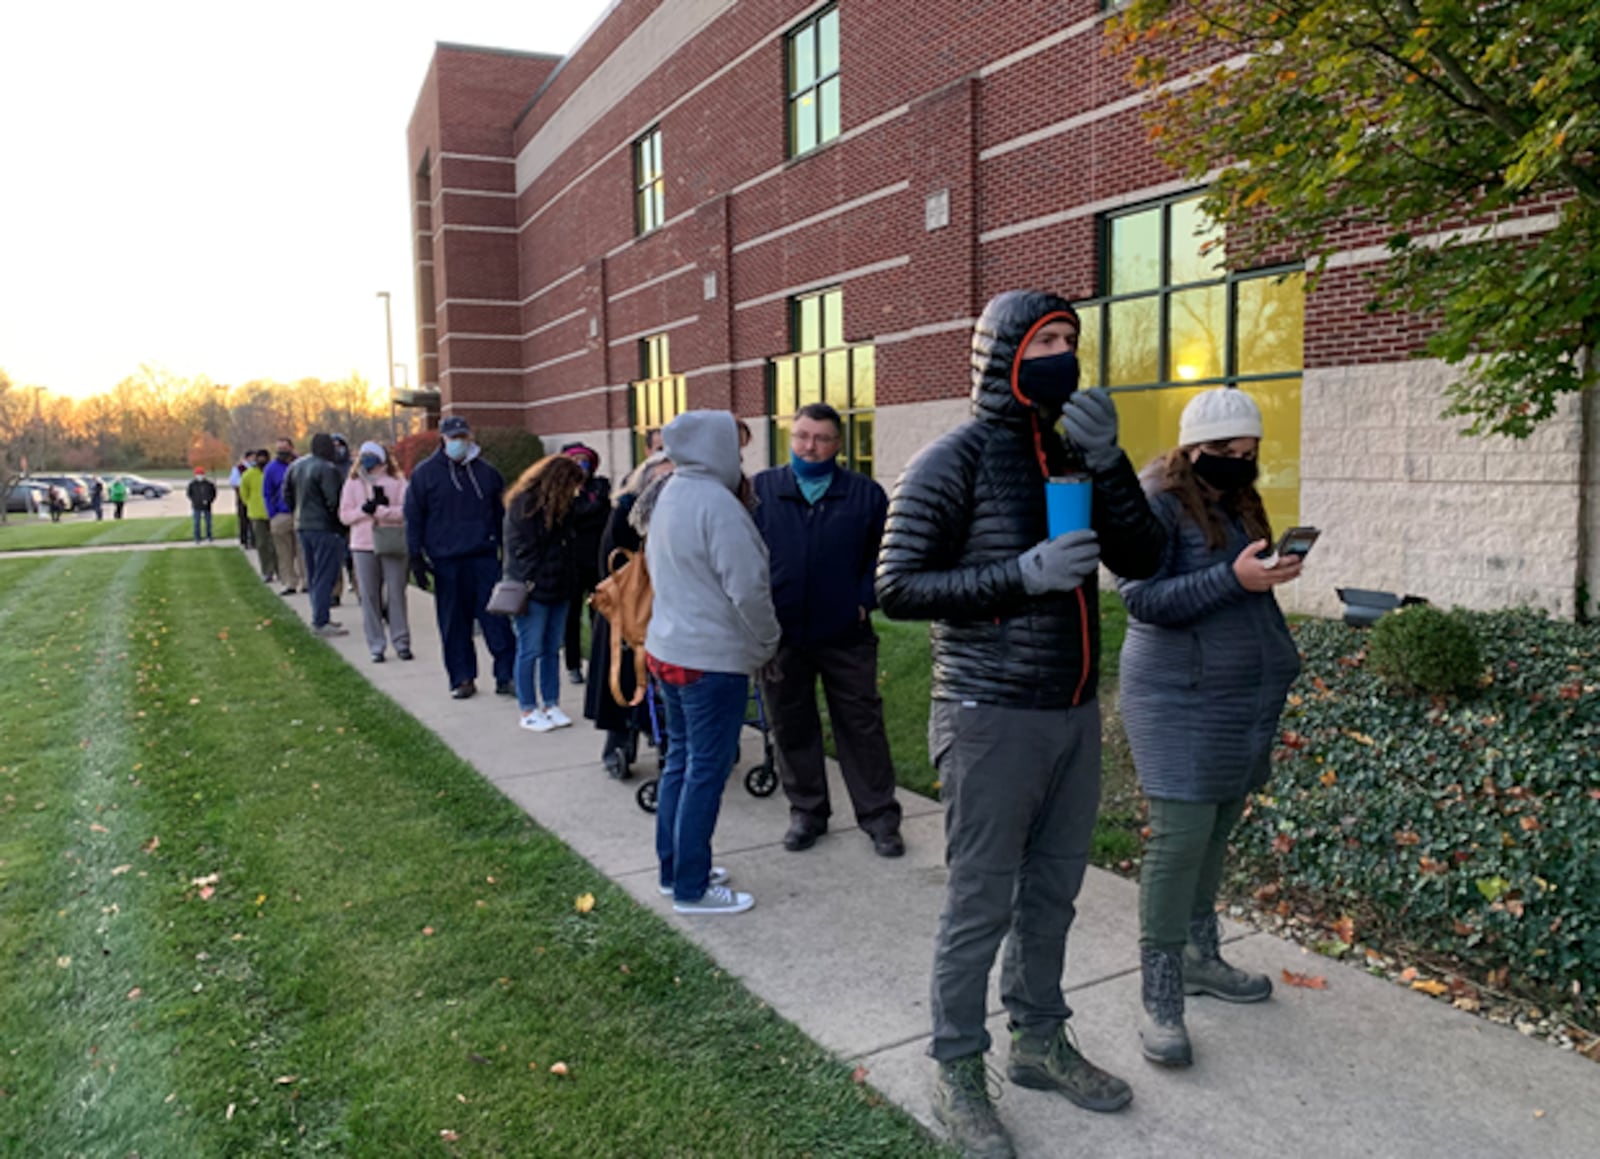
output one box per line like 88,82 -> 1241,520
0,0 -> 612,399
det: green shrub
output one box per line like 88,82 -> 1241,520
1236,609 -> 1600,1003
476,427 -> 546,485
1367,604 -> 1483,696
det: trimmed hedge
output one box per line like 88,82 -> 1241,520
1237,609 -> 1600,997
1368,604 -> 1484,696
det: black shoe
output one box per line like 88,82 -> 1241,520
330,596 -> 342,607
280,587 -> 297,595
451,680 -> 477,700
783,820 -> 825,852
871,830 -> 906,858
371,653 -> 385,663
494,680 -> 515,697
603,749 -> 629,780
567,667 -> 585,685
397,649 -> 414,661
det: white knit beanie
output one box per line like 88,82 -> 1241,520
1178,388 -> 1263,447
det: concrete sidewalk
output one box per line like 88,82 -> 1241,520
276,571 -> 1597,1159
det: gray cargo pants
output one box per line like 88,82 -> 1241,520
927,697 -> 1102,1062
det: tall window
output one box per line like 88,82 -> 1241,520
634,127 -> 665,234
768,287 -> 876,476
1075,192 -> 1305,530
632,333 -> 685,463
787,4 -> 840,157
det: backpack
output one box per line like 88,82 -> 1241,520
589,546 -> 654,707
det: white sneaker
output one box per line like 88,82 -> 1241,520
543,705 -> 573,728
658,866 -> 730,896
672,884 -> 754,915
520,709 -> 554,733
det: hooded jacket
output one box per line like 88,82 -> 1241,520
403,440 -> 506,562
643,411 -> 780,675
288,434 -> 344,534
875,290 -> 1167,709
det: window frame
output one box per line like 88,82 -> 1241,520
629,332 -> 686,464
633,126 -> 665,235
1076,190 -> 1305,395
766,286 -> 876,477
785,3 -> 841,159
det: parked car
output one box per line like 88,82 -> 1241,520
104,474 -> 171,499
3,481 -> 51,515
30,474 -> 90,511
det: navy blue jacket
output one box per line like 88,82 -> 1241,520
404,446 -> 506,562
752,463 -> 888,648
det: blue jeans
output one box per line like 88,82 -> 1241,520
655,672 -> 748,902
430,553 -> 516,689
512,598 -> 568,711
192,507 -> 213,541
299,530 -> 345,628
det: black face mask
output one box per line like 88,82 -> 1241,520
1192,452 -> 1259,493
276,450 -> 293,463
1015,351 -> 1080,409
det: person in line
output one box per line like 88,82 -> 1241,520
239,449 -> 277,584
1116,388 -> 1301,1067
559,442 -> 611,685
752,402 -> 904,858
340,441 -> 413,663
584,452 -> 674,776
876,290 -> 1166,1158
108,476 -> 128,520
644,427 -> 664,456
503,455 -> 586,732
289,433 -> 348,637
89,477 -> 104,521
46,484 -> 65,522
187,467 -> 218,543
643,411 -> 780,915
229,455 -> 253,549
404,415 -> 516,700
264,438 -> 304,594
329,433 -> 356,605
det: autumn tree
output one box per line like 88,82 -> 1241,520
0,370 -> 28,522
1114,0 -> 1600,437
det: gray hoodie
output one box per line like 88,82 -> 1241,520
644,411 -> 780,674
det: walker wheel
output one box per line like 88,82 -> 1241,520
745,762 -> 779,798
636,778 -> 659,813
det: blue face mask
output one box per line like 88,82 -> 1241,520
790,453 -> 836,480
444,438 -> 470,462
1016,350 -> 1080,409
359,454 -> 382,473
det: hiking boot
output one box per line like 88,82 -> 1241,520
672,884 -> 754,915
1184,911 -> 1272,1002
1007,1023 -> 1133,1111
932,1055 -> 1014,1159
1139,947 -> 1193,1067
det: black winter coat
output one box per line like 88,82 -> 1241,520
752,465 -> 887,648
502,494 -> 578,605
875,290 -> 1167,710
570,475 -> 612,588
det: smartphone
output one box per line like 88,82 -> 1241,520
1261,526 -> 1319,568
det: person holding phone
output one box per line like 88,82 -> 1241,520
1115,386 -> 1303,1068
340,442 -> 412,663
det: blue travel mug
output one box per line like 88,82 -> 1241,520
1045,474 -> 1092,537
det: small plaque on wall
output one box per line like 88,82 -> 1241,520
925,189 -> 950,232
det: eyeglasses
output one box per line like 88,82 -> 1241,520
791,432 -> 841,447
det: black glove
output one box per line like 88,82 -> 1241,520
360,498 -> 379,515
409,554 -> 432,592
372,485 -> 388,506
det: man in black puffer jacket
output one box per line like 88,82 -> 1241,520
877,290 -> 1165,1157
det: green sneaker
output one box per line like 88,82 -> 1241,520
932,1055 -> 1015,1159
1006,1023 -> 1133,1112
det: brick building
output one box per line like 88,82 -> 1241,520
404,0 -> 1598,618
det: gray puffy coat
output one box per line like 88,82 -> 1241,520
1117,488 -> 1300,802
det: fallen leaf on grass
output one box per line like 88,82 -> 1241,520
90,823 -> 109,834
467,1053 -> 489,1066
549,1062 -> 570,1077
1271,833 -> 1295,855
1331,916 -> 1356,945
225,1102 -> 235,1120
574,893 -> 595,914
127,988 -> 142,1001
111,864 -> 133,876
141,836 -> 160,854
851,1066 -> 869,1084
440,1129 -> 459,1142
1411,979 -> 1449,996
422,926 -> 435,937
1399,967 -> 1419,983
56,956 -> 71,968
275,1075 -> 297,1085
192,873 -> 219,887
199,887 -> 215,901
1280,970 -> 1327,990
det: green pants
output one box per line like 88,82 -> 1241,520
1139,796 -> 1247,951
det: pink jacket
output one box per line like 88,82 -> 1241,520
339,473 -> 408,552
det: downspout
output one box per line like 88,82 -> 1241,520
1576,341 -> 1598,622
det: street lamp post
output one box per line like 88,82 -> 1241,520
29,386 -> 48,471
377,291 -> 397,444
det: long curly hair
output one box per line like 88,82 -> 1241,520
506,455 -> 585,529
1153,447 -> 1272,551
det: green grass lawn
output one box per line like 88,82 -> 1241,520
0,513 -> 239,552
0,549 -> 945,1157
874,590 -> 1144,868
